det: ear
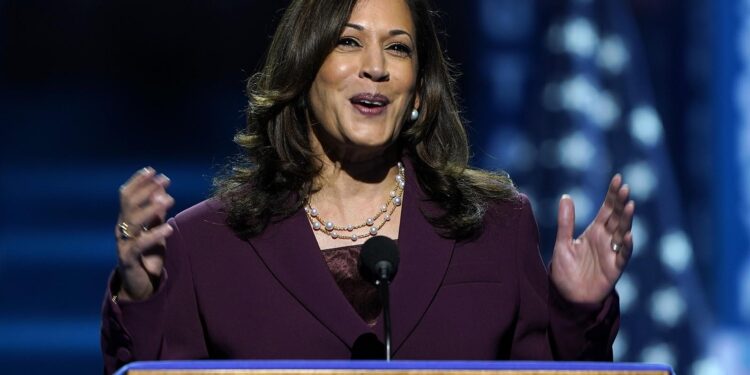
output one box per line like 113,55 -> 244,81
413,77 -> 423,110
413,86 -> 421,111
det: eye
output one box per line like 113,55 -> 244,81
337,37 -> 361,49
388,43 -> 413,57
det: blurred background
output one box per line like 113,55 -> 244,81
0,0 -> 747,374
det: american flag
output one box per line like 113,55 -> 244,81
467,0 -> 723,373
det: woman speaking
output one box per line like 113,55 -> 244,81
101,0 -> 635,373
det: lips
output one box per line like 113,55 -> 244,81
350,93 -> 390,116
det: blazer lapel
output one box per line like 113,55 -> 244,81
374,158 -> 455,355
245,156 -> 455,357
246,209 -> 370,349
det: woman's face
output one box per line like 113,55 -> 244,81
308,0 -> 419,159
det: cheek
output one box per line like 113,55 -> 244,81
392,66 -> 418,103
310,60 -> 357,116
316,58 -> 356,90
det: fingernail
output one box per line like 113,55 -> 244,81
141,167 -> 154,175
157,174 -> 170,183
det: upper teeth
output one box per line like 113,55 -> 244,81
359,99 -> 384,106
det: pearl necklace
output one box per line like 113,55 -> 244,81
305,162 -> 405,242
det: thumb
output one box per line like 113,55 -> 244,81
556,194 -> 576,244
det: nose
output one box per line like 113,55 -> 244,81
360,47 -> 389,82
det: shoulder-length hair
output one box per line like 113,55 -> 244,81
214,0 -> 517,240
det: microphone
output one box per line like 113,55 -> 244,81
360,236 -> 399,283
359,236 -> 399,361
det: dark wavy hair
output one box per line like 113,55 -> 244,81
214,0 -> 517,240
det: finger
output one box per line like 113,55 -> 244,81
594,174 -> 622,225
610,230 -> 624,253
117,222 -> 172,267
616,232 -> 633,269
125,192 -> 175,229
604,181 -> 631,233
119,167 -> 155,195
610,201 -> 635,262
140,239 -> 167,275
556,194 -> 576,244
611,184 -> 629,215
128,223 -> 173,257
607,191 -> 634,235
617,200 -> 635,235
605,213 -> 620,234
607,201 -> 635,244
125,173 -> 170,207
121,174 -> 171,212
617,183 -> 630,205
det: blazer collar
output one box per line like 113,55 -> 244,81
247,156 -> 455,355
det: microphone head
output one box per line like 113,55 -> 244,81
359,236 -> 400,283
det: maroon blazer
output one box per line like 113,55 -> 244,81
101,160 -> 619,374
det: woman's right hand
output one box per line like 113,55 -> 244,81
115,167 -> 175,301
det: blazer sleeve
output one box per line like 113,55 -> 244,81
100,217 -> 208,374
509,195 -> 619,361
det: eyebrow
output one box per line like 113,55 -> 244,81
345,23 -> 414,43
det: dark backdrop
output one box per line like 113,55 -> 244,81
0,1 -> 739,374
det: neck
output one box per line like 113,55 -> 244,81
312,148 -> 400,202
307,120 -> 401,191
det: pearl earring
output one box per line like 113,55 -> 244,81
410,108 -> 419,121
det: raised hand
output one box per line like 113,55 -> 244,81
115,167 -> 174,301
549,174 -> 635,304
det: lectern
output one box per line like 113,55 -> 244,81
114,360 -> 674,375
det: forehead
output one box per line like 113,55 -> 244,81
348,0 -> 415,34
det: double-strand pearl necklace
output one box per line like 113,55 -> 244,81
305,162 -> 406,242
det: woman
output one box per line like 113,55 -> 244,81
102,0 -> 634,373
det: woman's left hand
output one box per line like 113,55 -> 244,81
549,174 -> 635,304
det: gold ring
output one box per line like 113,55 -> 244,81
118,222 -> 148,240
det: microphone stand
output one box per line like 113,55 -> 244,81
375,278 -> 392,361
360,237 -> 399,362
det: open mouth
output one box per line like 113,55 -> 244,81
350,93 -> 390,115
